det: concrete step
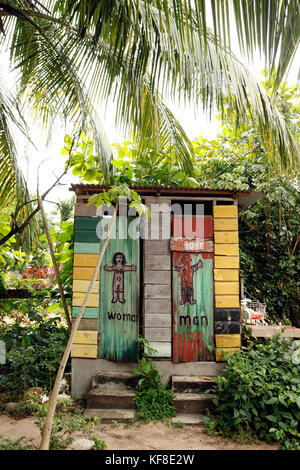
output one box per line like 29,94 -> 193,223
172,375 -> 216,394
173,393 -> 215,414
87,388 -> 136,409
84,408 -> 135,424
91,371 -> 139,390
171,413 -> 206,426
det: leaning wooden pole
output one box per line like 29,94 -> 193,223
39,202 -> 118,450
38,195 -> 72,330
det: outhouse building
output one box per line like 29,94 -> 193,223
69,185 -> 260,399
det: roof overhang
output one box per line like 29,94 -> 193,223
70,184 -> 263,210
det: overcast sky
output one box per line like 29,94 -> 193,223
1,18 -> 299,212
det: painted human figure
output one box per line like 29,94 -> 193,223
104,252 -> 136,304
174,253 -> 203,305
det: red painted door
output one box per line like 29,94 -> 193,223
172,216 -> 214,362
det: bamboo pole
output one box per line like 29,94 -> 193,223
39,202 -> 118,450
38,195 -> 72,330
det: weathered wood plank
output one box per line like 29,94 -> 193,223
144,298 -> 171,314
74,216 -> 99,231
214,308 -> 240,322
214,244 -> 239,256
144,255 -> 171,270
216,347 -> 240,362
72,292 -> 99,308
213,205 -> 237,218
74,242 -> 100,254
73,280 -> 100,294
144,285 -> 171,299
72,267 -> 100,281
214,218 -> 238,231
73,253 -> 99,267
144,240 -> 170,254
74,230 -> 99,244
144,271 -> 171,285
144,314 -> 172,328
214,231 -> 239,244
147,341 -> 172,357
72,318 -> 98,330
214,256 -> 239,269
74,330 -> 98,344
74,203 -> 97,217
71,344 -> 98,358
170,238 -> 214,252
215,334 -> 241,348
72,307 -> 98,319
215,295 -> 240,308
214,269 -> 239,281
214,282 -> 239,295
214,321 -> 241,334
144,328 -> 171,342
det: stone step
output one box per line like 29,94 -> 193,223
171,413 -> 206,426
87,388 -> 136,409
173,393 -> 214,414
84,408 -> 135,424
172,376 -> 216,394
91,371 -> 139,390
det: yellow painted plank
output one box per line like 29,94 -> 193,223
213,205 -> 238,219
71,344 -> 98,358
214,269 -> 239,281
73,279 -> 100,294
214,256 -> 239,269
73,253 -> 99,267
216,348 -> 240,362
72,292 -> 99,307
215,295 -> 240,308
73,267 -> 99,281
215,334 -> 241,348
214,282 -> 239,295
214,244 -> 239,256
214,218 -> 238,231
74,330 -> 98,344
214,231 -> 239,244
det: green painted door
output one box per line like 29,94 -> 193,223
99,217 -> 139,361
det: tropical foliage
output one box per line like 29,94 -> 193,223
0,0 -> 299,240
207,335 -> 300,450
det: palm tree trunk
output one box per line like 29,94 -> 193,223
38,195 -> 71,330
39,202 -> 118,450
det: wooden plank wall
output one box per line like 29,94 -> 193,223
71,213 -> 100,358
143,197 -> 172,357
213,205 -> 241,361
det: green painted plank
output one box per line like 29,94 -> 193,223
99,217 -> 139,362
74,242 -> 100,254
74,216 -> 100,231
72,307 -> 99,319
74,230 -> 99,244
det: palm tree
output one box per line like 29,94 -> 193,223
0,1 -> 299,230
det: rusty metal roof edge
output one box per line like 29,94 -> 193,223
69,183 -> 252,195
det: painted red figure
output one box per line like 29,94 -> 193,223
174,253 -> 203,305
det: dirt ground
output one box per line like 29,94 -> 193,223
0,413 -> 279,450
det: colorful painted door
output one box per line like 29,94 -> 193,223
172,216 -> 214,362
99,217 -> 139,361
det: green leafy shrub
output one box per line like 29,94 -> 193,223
0,435 -> 35,450
0,315 -> 68,392
207,335 -> 300,450
132,339 -> 176,422
34,398 -> 103,450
